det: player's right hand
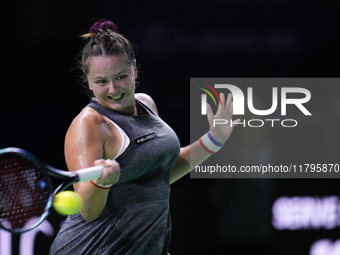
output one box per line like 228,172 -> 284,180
93,159 -> 120,186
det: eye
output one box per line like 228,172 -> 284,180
116,74 -> 128,81
94,79 -> 107,85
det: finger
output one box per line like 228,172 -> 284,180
112,160 -> 120,171
216,93 -> 226,114
97,166 -> 120,184
225,93 -> 233,113
94,160 -> 113,179
229,98 -> 234,116
232,119 -> 243,126
220,92 -> 226,107
109,160 -> 120,174
206,102 -> 218,128
94,159 -> 106,166
106,160 -> 120,176
206,103 -> 213,119
104,159 -> 113,167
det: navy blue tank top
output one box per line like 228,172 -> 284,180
50,98 -> 180,255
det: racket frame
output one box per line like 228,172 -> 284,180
0,147 -> 103,234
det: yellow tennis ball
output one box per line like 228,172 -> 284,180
53,191 -> 83,215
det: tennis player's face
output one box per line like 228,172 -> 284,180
87,55 -> 137,115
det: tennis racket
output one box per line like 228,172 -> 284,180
0,147 -> 104,234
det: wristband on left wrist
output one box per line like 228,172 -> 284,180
199,131 -> 225,154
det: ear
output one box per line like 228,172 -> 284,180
86,76 -> 93,90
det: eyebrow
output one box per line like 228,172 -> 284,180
92,71 -> 128,80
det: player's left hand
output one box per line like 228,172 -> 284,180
206,93 -> 241,143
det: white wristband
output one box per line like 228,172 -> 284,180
199,131 -> 225,154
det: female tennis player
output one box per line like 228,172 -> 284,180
49,19 -> 238,255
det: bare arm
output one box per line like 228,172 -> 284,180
65,108 -> 120,222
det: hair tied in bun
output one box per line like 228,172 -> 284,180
89,19 -> 119,33
81,19 -> 118,39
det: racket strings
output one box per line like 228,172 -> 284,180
0,154 -> 50,230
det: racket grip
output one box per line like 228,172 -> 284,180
76,165 -> 105,182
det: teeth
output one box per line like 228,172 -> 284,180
110,94 -> 123,100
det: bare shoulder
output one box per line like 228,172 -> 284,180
65,107 -> 109,152
68,107 -> 106,134
65,107 -> 119,170
135,93 -> 159,115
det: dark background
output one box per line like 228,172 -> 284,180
1,1 -> 340,254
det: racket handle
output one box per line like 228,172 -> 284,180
76,165 -> 105,182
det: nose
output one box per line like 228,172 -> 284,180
107,80 -> 119,93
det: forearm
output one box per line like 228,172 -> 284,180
170,140 -> 212,184
75,182 -> 110,222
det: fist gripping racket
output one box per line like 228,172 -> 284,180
0,147 -> 104,234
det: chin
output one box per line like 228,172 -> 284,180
109,102 -> 133,114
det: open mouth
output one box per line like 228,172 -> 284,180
108,93 -> 124,101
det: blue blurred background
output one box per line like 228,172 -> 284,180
1,1 -> 339,254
